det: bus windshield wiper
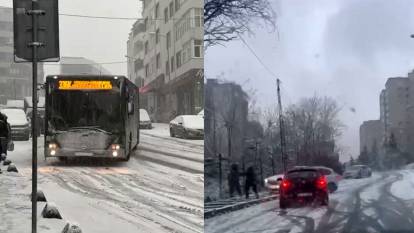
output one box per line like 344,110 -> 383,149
68,126 -> 112,134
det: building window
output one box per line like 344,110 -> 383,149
155,3 -> 160,19
166,61 -> 170,75
166,31 -> 171,49
144,18 -> 148,31
194,40 -> 203,58
156,53 -> 160,69
145,64 -> 149,77
155,29 -> 160,44
144,41 -> 148,54
164,7 -> 169,23
171,56 -> 175,72
175,0 -> 180,12
169,1 -> 174,18
176,51 -> 182,68
194,8 -> 203,27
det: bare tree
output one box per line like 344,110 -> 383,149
204,0 -> 277,47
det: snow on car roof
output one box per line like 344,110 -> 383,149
1,108 -> 28,126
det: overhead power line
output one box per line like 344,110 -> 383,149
59,13 -> 201,21
237,33 -> 278,80
43,61 -> 128,65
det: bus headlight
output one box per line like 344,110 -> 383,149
48,143 -> 57,149
111,144 -> 120,150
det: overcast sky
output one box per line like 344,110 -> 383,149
205,0 -> 414,161
0,0 -> 141,75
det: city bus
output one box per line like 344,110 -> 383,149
44,75 -> 139,161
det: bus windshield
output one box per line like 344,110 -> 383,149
48,90 -> 122,133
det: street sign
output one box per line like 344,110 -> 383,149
13,0 -> 59,62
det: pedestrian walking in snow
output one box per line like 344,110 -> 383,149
227,163 -> 242,198
0,111 -> 11,158
244,166 -> 259,199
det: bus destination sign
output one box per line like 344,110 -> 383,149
58,80 -> 113,90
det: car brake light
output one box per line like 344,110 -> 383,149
281,179 -> 291,190
316,176 -> 327,189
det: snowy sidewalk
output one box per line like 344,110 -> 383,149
0,166 -> 66,233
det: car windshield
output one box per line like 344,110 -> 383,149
1,108 -> 28,126
140,109 -> 150,121
183,116 -> 204,129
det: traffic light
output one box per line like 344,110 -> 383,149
13,0 -> 59,62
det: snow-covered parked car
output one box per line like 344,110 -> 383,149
1,108 -> 30,141
198,109 -> 204,117
139,109 -> 152,129
264,173 -> 284,194
343,165 -> 371,179
169,115 -> 204,139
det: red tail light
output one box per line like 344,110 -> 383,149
316,176 -> 327,189
281,179 -> 291,190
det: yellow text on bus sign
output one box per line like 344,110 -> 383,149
58,80 -> 113,90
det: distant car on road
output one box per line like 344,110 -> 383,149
279,167 -> 329,209
169,115 -> 204,139
343,165 -> 372,179
0,108 -> 30,141
312,166 -> 342,193
264,173 -> 284,194
139,109 -> 152,129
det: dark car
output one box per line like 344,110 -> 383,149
169,115 -> 204,139
279,167 -> 329,209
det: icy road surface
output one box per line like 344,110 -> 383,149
205,170 -> 414,233
0,123 -> 203,233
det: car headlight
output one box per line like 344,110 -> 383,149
264,178 -> 268,184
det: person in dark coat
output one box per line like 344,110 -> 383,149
244,166 -> 259,199
227,163 -> 242,198
0,112 -> 11,158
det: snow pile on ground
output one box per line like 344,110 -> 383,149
404,163 -> 414,170
0,169 -> 66,232
390,170 -> 414,201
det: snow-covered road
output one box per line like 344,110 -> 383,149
0,123 -> 204,233
205,170 -> 414,233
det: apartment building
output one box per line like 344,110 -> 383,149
127,0 -> 204,122
0,6 -> 44,104
363,70 -> 414,155
204,79 -> 249,161
360,120 -> 382,153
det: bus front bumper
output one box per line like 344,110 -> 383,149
45,147 -> 126,159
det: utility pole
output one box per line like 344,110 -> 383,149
13,1 -> 59,232
277,79 -> 287,173
257,141 -> 264,186
218,153 -> 222,198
